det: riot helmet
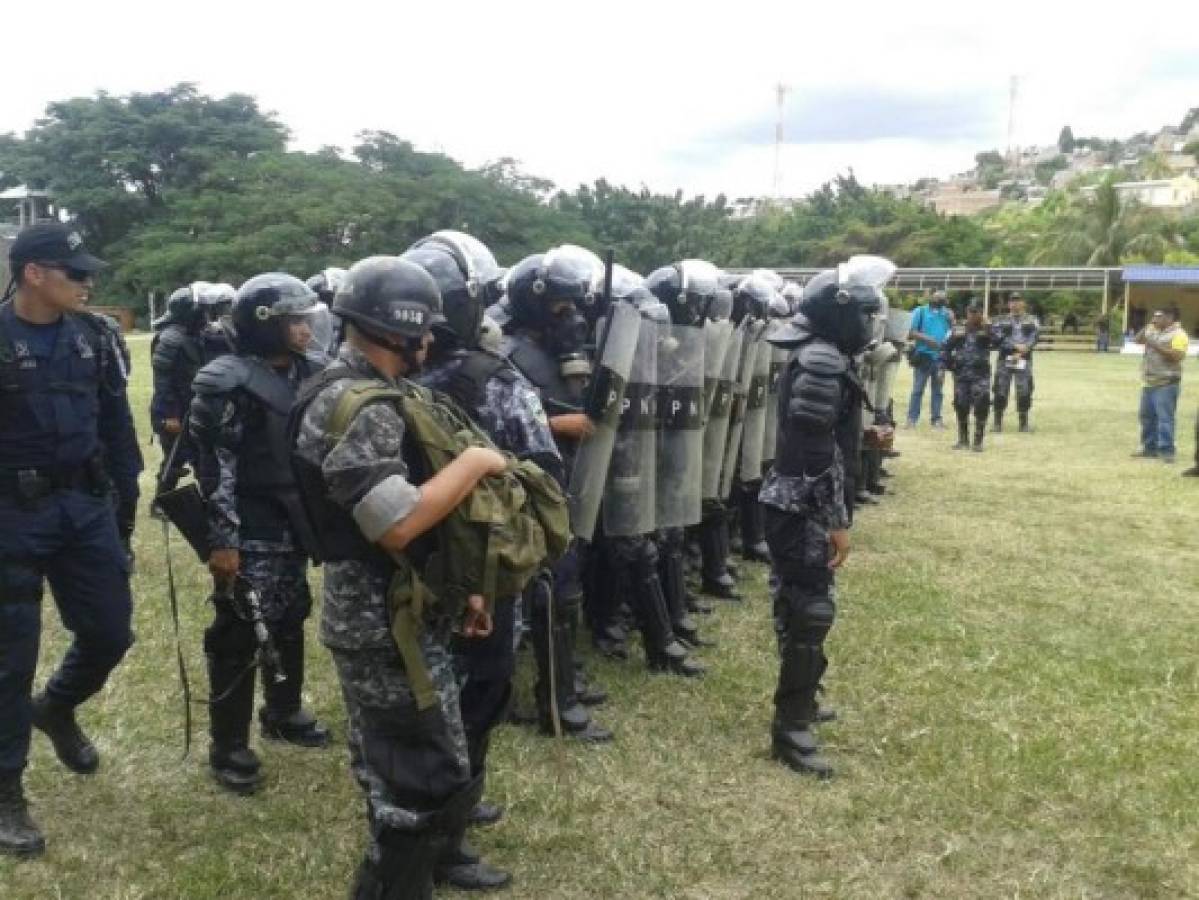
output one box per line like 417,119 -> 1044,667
153,285 -> 202,331
731,274 -> 775,326
306,268 -> 348,305
401,231 -> 501,349
333,256 -> 443,362
197,282 -> 236,322
792,255 -> 895,354
505,250 -> 596,356
232,273 -> 319,356
646,259 -> 720,326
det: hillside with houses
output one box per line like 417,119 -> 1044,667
878,109 -> 1199,218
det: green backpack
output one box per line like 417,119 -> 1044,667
326,378 -> 569,709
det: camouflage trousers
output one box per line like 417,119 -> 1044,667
952,375 -> 991,419
204,550 -> 311,659
992,363 -> 1034,412
330,634 -> 471,864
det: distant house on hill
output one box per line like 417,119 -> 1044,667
1083,174 -> 1199,209
926,187 -> 1002,216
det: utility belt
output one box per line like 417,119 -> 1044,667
0,457 -> 110,505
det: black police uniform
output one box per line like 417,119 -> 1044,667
0,225 -> 140,861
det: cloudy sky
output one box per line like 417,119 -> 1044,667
4,1 -> 1197,199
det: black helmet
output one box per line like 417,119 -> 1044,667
232,273 -> 318,356
333,256 -> 443,345
787,255 -> 895,354
401,231 -> 500,348
731,274 -> 775,326
153,285 -> 200,331
506,247 -> 603,329
646,259 -> 720,326
306,268 -> 348,305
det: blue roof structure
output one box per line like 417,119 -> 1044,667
1122,266 -> 1199,285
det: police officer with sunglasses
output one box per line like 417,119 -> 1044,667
0,223 -> 141,858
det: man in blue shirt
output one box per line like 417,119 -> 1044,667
0,224 -> 140,858
905,290 -> 954,428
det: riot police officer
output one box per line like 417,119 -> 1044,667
292,256 -> 510,899
151,285 -> 209,494
189,273 -> 331,795
647,262 -> 741,601
502,250 -> 639,723
407,230 -> 584,888
943,301 -> 993,451
762,255 -> 893,778
0,223 -> 140,857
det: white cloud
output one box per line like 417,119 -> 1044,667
3,0 -> 1196,198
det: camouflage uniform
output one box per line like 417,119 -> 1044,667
293,346 -> 479,889
943,326 -> 992,448
420,350 -> 561,771
991,313 -> 1039,427
190,348 -> 326,779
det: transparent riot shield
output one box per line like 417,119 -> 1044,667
762,330 -> 788,471
720,322 -> 764,498
655,323 -> 705,529
701,324 -> 743,500
567,301 -> 641,540
602,318 -> 659,537
739,323 -> 773,481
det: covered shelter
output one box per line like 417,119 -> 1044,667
1120,266 -> 1199,337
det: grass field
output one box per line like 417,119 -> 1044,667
3,346 -> 1197,899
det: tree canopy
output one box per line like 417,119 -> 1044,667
2,84 -> 1198,313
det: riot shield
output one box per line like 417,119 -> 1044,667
739,323 -> 772,482
602,318 -> 658,537
655,323 -> 705,529
762,325 -> 788,470
567,301 -> 641,541
701,324 -> 743,500
721,322 -> 764,498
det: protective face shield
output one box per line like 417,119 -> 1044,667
731,274 -> 775,326
798,255 -> 895,355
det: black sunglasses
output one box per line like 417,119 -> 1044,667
38,262 -> 93,283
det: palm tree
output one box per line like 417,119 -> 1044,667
1032,176 -> 1175,266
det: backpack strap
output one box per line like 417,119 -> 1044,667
327,380 -> 411,443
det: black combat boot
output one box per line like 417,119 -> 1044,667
207,654 -> 264,795
565,607 -> 606,706
355,829 -> 443,900
658,538 -> 714,650
532,598 -> 612,743
0,772 -> 45,858
637,570 -> 706,678
771,643 -> 834,779
973,418 -> 986,452
953,416 -> 969,449
699,517 -> 741,601
740,488 -> 771,562
468,801 -> 504,828
259,632 -> 331,748
1018,409 -> 1030,432
992,408 -> 1004,433
435,832 -> 512,892
31,693 -> 99,774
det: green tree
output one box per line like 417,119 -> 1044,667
0,83 -> 287,252
1030,176 -> 1176,266
1058,126 -> 1076,154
